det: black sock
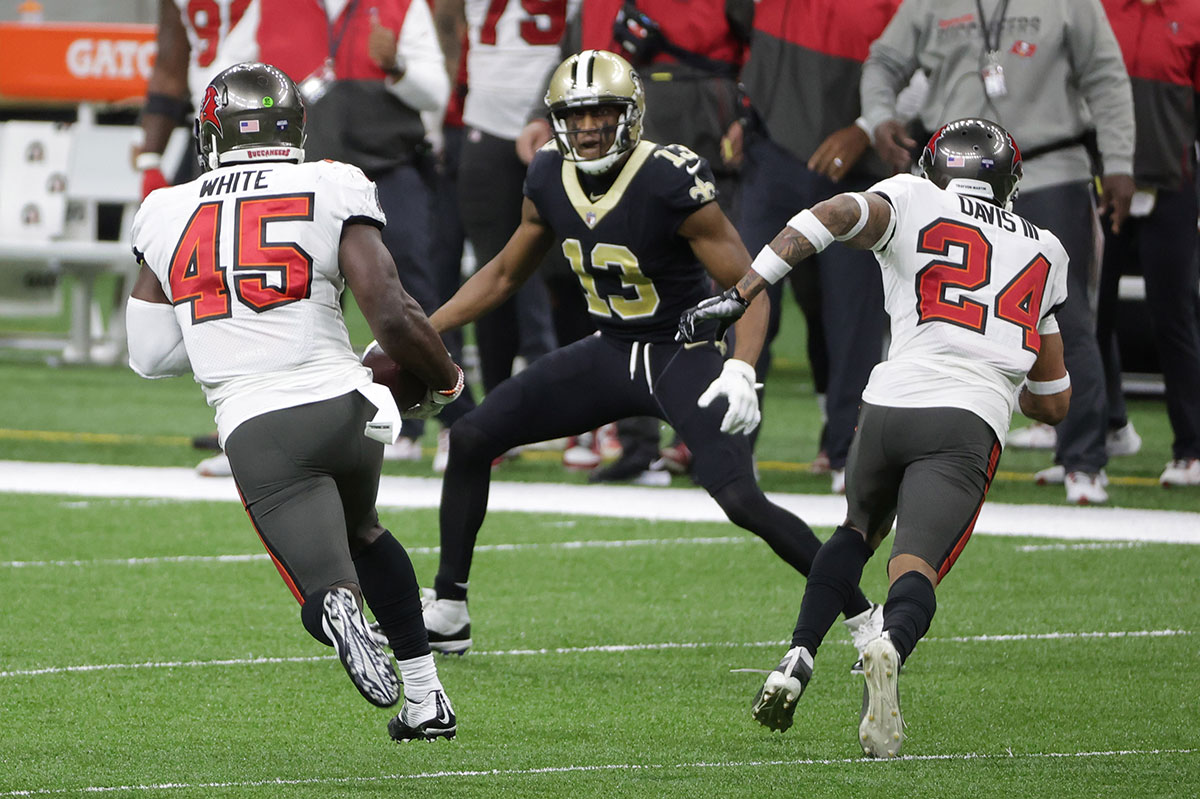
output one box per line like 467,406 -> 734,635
435,419 -> 506,601
353,531 -> 429,659
791,526 -> 873,656
882,571 -> 937,664
299,587 -> 335,646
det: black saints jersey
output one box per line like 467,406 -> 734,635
524,139 -> 720,343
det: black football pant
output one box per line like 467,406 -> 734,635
433,334 -> 847,604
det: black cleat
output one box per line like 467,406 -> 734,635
388,689 -> 457,742
752,646 -> 812,732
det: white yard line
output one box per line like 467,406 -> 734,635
0,748 -> 1194,796
1017,541 -> 1147,552
0,536 -> 751,569
1,460 -> 1198,544
0,629 -> 1187,679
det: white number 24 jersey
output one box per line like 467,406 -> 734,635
860,174 -> 1070,446
131,159 -> 385,443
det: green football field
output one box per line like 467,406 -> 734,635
1,298 -> 1198,796
0,488 -> 1197,798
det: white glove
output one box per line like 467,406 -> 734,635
697,359 -> 761,435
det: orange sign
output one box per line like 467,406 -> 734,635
0,22 -> 156,103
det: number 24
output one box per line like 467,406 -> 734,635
915,220 -> 1052,353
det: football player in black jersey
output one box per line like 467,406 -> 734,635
420,50 -> 878,656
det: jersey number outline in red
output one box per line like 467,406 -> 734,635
915,219 -> 1052,352
167,193 -> 315,323
479,0 -> 567,46
915,219 -> 991,334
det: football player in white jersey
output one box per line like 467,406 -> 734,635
126,63 -> 464,742
678,118 -> 1072,757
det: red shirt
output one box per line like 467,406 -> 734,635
580,0 -> 746,68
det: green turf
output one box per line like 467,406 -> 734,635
0,494 -> 1196,797
1,288 -> 1197,795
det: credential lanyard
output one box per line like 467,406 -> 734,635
975,0 -> 1011,98
321,0 -> 361,63
975,0 -> 1011,54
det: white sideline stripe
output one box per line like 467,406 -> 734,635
2,460 -> 1198,544
0,629 -> 1187,679
0,749 -> 1194,796
1018,542 -> 1146,552
0,536 -> 749,569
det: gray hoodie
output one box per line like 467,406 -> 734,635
861,0 -> 1134,192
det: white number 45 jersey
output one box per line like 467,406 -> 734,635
131,159 -> 385,443
861,174 -> 1070,446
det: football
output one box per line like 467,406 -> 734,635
361,342 -> 429,411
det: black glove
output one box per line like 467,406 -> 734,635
676,287 -> 749,343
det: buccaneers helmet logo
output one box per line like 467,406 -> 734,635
199,86 -> 223,135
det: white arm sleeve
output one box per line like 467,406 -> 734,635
386,0 -> 450,113
126,298 -> 191,378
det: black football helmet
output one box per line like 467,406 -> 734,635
919,118 -> 1022,209
195,62 -> 306,172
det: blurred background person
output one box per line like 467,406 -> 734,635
861,0 -> 1136,505
1094,0 -> 1200,488
433,0 -> 571,412
723,0 -> 900,494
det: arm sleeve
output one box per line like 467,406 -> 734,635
1069,0 -> 1135,176
860,0 -> 923,136
386,0 -> 451,114
126,298 -> 191,379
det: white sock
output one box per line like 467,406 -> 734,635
396,653 -> 441,701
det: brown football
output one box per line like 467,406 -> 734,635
362,343 -> 429,410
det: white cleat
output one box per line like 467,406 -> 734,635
195,451 -> 232,477
858,634 -> 903,758
1106,422 -> 1142,457
1008,422 -> 1057,449
1064,471 -> 1109,505
421,587 -> 472,654
1160,458 -> 1200,487
322,588 -> 400,708
845,603 -> 884,674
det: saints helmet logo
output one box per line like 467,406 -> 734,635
199,85 -> 223,135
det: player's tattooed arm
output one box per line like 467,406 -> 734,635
736,192 -> 894,304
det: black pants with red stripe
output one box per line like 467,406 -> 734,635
845,403 -> 1000,582
225,392 -> 385,601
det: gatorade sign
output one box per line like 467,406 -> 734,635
0,23 -> 156,102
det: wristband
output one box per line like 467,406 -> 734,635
785,209 -> 835,252
750,245 -> 792,285
1025,373 -> 1070,395
135,152 -> 163,170
435,364 -> 465,401
834,193 -> 870,241
143,91 -> 190,122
